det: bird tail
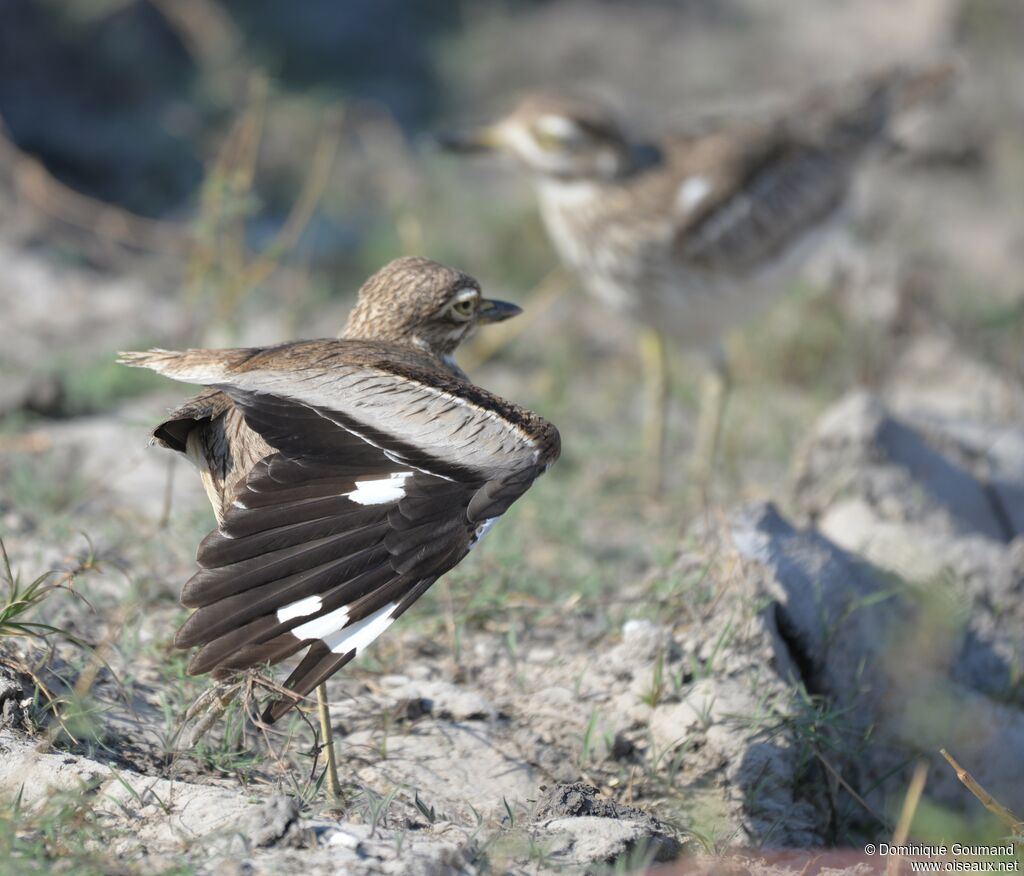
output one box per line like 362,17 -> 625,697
819,58 -> 960,155
885,58 -> 960,112
116,348 -> 248,384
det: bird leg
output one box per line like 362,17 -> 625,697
689,347 -> 732,501
639,327 -> 670,497
316,682 -> 343,803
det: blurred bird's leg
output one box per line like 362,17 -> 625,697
689,342 -> 732,500
639,327 -> 670,497
460,266 -> 572,372
317,683 -> 343,803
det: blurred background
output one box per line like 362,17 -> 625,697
1,1 -> 1023,873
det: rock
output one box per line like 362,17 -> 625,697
646,675 -> 827,848
541,815 -> 678,868
534,782 -> 645,822
533,783 -> 681,866
0,663 -> 37,732
378,677 -> 497,722
343,720 -> 538,823
884,335 -> 1024,428
793,390 -> 1011,542
730,501 -> 1024,817
618,618 -> 675,662
245,795 -> 300,848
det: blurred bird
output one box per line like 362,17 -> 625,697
119,256 -> 560,728
439,63 -> 956,495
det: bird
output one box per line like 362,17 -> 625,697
119,256 -> 560,726
438,63 -> 955,495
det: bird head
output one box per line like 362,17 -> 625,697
439,92 -> 631,182
342,256 -> 521,361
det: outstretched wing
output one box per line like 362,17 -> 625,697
123,344 -> 558,722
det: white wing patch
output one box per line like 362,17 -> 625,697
291,604 -> 351,641
345,471 -> 413,506
322,602 -> 398,655
676,176 -> 713,214
277,595 -> 323,623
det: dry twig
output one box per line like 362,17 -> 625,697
940,748 -> 1024,834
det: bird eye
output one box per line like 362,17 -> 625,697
533,129 -> 562,152
449,298 -> 476,321
531,116 -> 579,152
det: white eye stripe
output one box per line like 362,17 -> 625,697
452,287 -> 480,304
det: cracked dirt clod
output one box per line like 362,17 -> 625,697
246,795 -> 301,849
0,662 -> 36,733
532,783 -> 682,865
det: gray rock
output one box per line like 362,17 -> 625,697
793,391 -> 1010,542
0,662 -> 35,732
533,783 -> 680,866
378,677 -> 497,722
540,815 -> 677,868
730,502 -> 1024,816
245,795 -> 300,848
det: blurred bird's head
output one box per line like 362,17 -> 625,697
342,256 -> 521,359
439,92 -> 632,182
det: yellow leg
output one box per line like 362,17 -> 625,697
689,355 -> 732,500
316,683 -> 343,803
639,327 -> 670,498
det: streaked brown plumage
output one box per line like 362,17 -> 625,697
120,256 -> 559,722
441,65 -> 955,341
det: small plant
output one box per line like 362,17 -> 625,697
413,790 -> 440,825
364,787 -> 399,836
0,537 -> 102,740
641,650 -> 666,708
579,706 -> 601,766
502,796 -> 516,828
0,538 -> 92,645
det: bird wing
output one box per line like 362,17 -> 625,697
120,343 -> 559,722
152,388 -> 234,453
665,123 -> 847,272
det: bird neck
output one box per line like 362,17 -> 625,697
408,336 -> 470,380
339,324 -> 470,381
535,176 -> 608,209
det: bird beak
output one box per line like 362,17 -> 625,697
435,126 -> 502,154
477,298 -> 522,324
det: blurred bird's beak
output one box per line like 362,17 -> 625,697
477,298 -> 522,324
435,126 -> 502,153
